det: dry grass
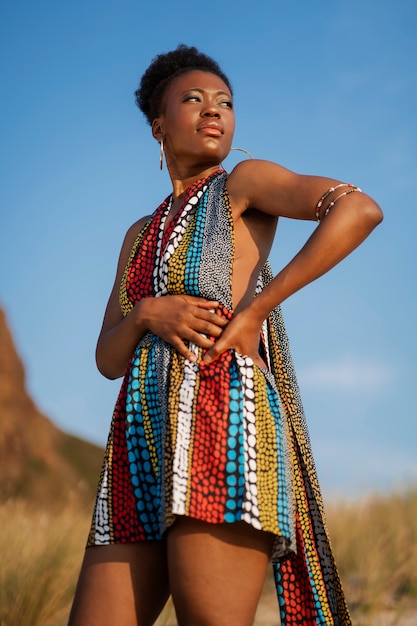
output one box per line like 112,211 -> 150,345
326,489 -> 417,625
0,499 -> 89,626
1,490 -> 417,626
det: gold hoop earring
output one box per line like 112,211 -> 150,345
159,137 -> 164,171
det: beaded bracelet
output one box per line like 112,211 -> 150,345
315,183 -> 362,222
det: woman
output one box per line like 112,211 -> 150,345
69,45 -> 383,626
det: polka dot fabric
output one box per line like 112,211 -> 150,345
88,171 -> 351,625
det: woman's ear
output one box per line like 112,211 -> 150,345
152,118 -> 163,142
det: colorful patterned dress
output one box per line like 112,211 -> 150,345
88,170 -> 351,625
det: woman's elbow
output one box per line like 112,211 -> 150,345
353,196 -> 384,236
363,197 -> 384,229
95,345 -> 124,380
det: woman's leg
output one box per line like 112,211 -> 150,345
68,541 -> 170,626
167,518 -> 274,626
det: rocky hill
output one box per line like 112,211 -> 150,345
0,307 -> 104,506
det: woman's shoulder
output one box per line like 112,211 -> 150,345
228,158 -> 295,185
120,215 -> 151,256
227,159 -> 298,193
125,215 -> 151,239
226,159 -> 300,216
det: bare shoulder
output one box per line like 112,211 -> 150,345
124,215 -> 151,244
226,159 -> 303,217
227,159 -> 295,193
120,215 -> 151,261
110,215 -> 152,287
227,159 -> 357,221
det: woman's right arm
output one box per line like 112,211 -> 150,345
96,220 -> 227,379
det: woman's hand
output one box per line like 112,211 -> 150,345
139,295 -> 228,362
202,308 -> 266,368
97,294 -> 227,379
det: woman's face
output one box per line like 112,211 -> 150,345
154,70 -> 235,170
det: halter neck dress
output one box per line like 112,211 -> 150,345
88,170 -> 351,625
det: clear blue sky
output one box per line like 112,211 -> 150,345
1,0 -> 416,500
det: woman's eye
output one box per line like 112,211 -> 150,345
220,100 -> 233,109
183,95 -> 201,102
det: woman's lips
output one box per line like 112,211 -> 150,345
197,123 -> 223,136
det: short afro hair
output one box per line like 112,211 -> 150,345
135,44 -> 233,125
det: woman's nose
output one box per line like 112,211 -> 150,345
201,104 -> 220,117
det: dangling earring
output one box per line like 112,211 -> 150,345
159,137 -> 165,171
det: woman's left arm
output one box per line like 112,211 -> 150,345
204,159 -> 383,363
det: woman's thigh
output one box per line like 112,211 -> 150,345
167,518 -> 274,626
68,541 -> 170,626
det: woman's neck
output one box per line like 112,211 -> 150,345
168,164 -> 223,200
